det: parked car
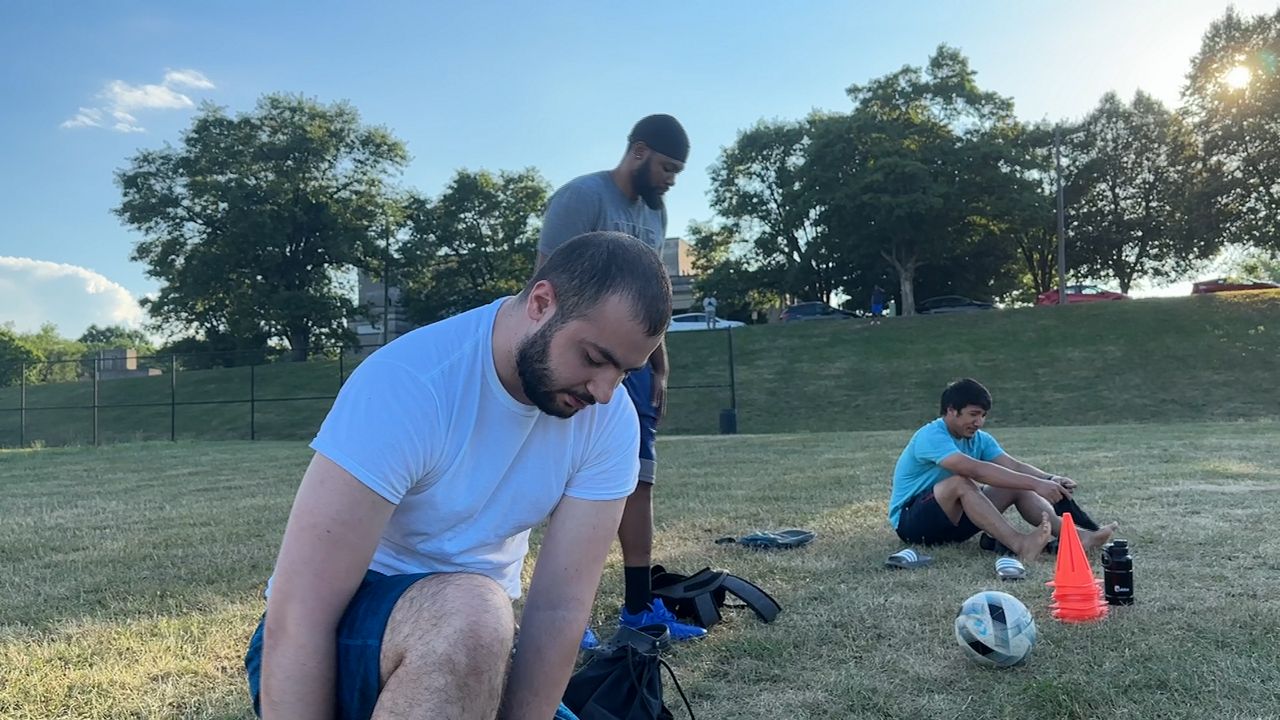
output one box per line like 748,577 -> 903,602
1035,284 -> 1130,305
779,301 -> 856,322
1191,277 -> 1280,294
666,313 -> 746,332
915,295 -> 995,315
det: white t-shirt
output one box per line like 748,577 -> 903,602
702,297 -> 717,315
284,298 -> 640,599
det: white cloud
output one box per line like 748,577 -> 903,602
102,79 -> 194,112
0,257 -> 145,337
61,68 -> 215,134
163,69 -> 215,90
60,107 -> 103,129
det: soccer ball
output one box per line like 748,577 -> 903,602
954,591 -> 1037,668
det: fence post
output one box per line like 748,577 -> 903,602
170,354 -> 177,442
338,351 -> 345,392
250,363 -> 256,441
19,363 -> 26,448
718,327 -> 739,435
93,353 -> 101,446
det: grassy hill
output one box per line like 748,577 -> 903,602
1,291 -> 1277,447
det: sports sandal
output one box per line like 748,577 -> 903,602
996,556 -> 1027,581
715,529 -> 816,549
885,548 -> 933,569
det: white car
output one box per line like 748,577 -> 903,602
667,313 -> 745,332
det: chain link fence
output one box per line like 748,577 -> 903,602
0,330 -> 739,449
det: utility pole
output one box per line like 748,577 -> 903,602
1055,126 -> 1068,305
382,224 -> 391,347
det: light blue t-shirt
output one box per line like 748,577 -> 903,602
888,418 -> 1005,528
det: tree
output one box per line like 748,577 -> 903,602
1065,92 -> 1215,293
0,328 -> 42,388
15,324 -> 87,383
686,222 -> 780,322
1226,248 -> 1280,282
397,169 -> 550,325
116,93 -> 408,361
707,119 -> 837,303
78,325 -> 156,355
1184,7 -> 1280,253
807,46 -> 1029,315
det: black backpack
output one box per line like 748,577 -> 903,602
562,624 -> 693,720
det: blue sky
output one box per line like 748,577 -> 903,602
0,0 -> 1271,337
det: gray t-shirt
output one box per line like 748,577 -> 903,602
538,171 -> 667,258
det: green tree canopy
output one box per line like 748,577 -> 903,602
0,328 -> 43,388
1065,91 -> 1215,293
397,168 -> 549,325
807,46 -> 1031,314
1184,7 -> 1280,253
116,93 -> 408,361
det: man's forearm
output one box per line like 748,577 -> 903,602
974,461 -> 1043,490
260,617 -> 339,720
649,338 -> 668,375
501,608 -> 581,719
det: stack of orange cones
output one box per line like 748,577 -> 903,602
1046,512 -> 1108,622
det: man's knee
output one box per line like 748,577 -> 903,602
383,573 -> 514,675
935,474 -> 979,496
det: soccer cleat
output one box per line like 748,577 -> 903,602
619,598 -> 707,642
580,626 -> 600,650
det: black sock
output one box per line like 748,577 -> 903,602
1053,496 -> 1101,532
623,566 -> 652,614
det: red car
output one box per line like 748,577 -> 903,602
1191,277 -> 1280,294
1036,284 -> 1130,306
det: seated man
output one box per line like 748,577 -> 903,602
246,232 -> 672,720
888,378 -> 1117,561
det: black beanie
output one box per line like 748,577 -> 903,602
628,114 -> 689,163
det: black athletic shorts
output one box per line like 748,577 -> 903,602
895,489 -> 980,545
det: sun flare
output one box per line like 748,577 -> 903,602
1224,65 -> 1252,89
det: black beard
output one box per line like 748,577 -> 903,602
632,161 -> 664,211
515,321 -> 593,418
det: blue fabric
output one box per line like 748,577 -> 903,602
245,570 -> 434,720
623,365 -> 658,474
889,418 -> 1005,528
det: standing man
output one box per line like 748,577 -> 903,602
537,114 -> 705,647
248,233 -> 672,719
702,294 -> 719,329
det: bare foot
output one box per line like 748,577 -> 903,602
1016,512 -> 1054,562
1079,522 -> 1119,553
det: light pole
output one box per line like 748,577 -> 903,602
1054,125 -> 1068,305
382,224 -> 391,347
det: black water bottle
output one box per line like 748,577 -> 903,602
1100,540 -> 1134,605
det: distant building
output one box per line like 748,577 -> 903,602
350,271 -> 412,352
97,348 -> 162,380
662,237 -> 698,312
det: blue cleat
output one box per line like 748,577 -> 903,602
619,598 -> 707,642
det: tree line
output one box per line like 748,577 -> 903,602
6,7 -> 1278,382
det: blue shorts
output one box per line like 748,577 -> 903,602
622,365 -> 658,484
245,570 -> 434,720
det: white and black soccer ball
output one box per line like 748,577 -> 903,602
954,591 -> 1037,668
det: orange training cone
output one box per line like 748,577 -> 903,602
1046,512 -> 1108,623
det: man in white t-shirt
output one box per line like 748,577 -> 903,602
245,232 -> 673,720
702,295 -> 718,328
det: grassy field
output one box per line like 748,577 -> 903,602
4,424 -> 1279,719
2,290 -> 1278,447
